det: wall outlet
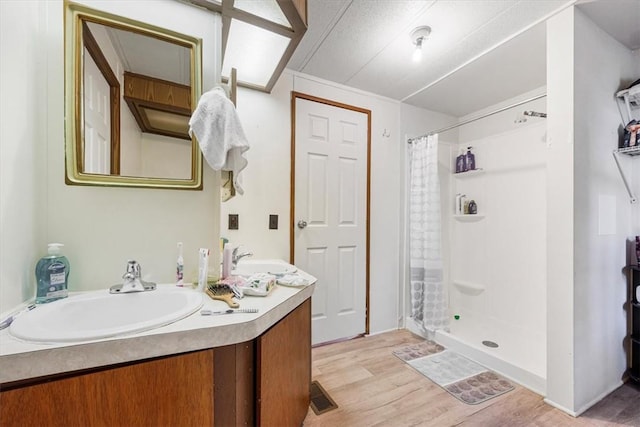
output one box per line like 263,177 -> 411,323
269,214 -> 278,230
228,214 -> 239,230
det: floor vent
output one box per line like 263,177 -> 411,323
310,380 -> 338,415
482,340 -> 499,348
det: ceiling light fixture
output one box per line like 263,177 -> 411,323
411,26 -> 431,63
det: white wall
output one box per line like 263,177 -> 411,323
546,6 -> 640,415
140,133 -> 192,179
545,7 -> 577,413
221,70 -> 404,334
119,108 -> 143,176
572,8 -> 640,414
0,1 -> 47,313
219,72 -> 293,259
0,0 -> 222,315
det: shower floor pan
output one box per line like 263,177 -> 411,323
433,314 -> 546,395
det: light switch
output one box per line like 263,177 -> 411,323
229,214 -> 239,230
269,214 -> 278,230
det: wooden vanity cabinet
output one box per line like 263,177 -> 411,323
0,298 -> 311,427
0,350 -> 215,426
257,298 -> 311,426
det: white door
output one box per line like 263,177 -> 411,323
83,47 -> 111,174
293,96 -> 369,345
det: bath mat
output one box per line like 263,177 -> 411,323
445,371 -> 514,405
310,380 -> 338,415
394,342 -> 514,405
407,350 -> 487,385
392,340 -> 445,361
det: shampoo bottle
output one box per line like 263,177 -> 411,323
35,243 -> 70,304
468,200 -> 477,214
465,147 -> 476,171
456,149 -> 466,173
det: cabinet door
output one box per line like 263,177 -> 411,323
214,341 -> 255,426
257,299 -> 311,426
0,350 -> 214,427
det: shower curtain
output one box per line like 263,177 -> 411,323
409,134 -> 448,332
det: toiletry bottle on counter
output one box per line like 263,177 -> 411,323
197,248 -> 210,291
176,242 -> 184,286
465,147 -> 475,171
222,246 -> 233,279
35,243 -> 70,304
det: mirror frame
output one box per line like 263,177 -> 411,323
64,1 -> 203,190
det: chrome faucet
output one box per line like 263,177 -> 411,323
121,260 -> 144,293
232,247 -> 253,268
110,260 -> 157,294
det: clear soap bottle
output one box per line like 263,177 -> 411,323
35,243 -> 70,304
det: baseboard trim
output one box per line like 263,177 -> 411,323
542,398 -> 578,417
367,327 -> 401,337
574,380 -> 625,416
543,379 -> 624,417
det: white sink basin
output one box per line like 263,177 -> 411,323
231,259 -> 297,277
9,288 -> 203,343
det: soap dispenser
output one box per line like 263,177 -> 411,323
35,243 -> 70,304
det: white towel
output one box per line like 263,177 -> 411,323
189,87 -> 249,194
276,274 -> 310,287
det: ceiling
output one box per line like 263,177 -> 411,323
87,22 -> 191,86
286,0 -> 639,117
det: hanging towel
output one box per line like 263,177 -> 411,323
189,86 -> 249,194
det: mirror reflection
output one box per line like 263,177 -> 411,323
65,3 -> 203,189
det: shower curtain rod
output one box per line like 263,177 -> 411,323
407,93 -> 547,144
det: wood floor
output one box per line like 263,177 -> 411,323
303,330 -> 640,427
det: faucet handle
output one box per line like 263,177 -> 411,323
125,260 -> 141,278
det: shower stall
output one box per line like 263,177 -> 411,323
405,93 -> 549,394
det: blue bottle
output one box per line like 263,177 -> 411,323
35,243 -> 70,304
465,147 -> 475,171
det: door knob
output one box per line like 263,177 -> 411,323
297,220 -> 308,229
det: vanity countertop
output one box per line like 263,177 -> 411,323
0,278 -> 315,385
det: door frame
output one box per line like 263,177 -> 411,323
82,21 -> 121,175
290,91 -> 371,336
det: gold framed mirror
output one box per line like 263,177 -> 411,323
64,2 -> 203,190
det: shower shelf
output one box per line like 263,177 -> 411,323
616,84 -> 639,126
616,146 -> 640,156
453,169 -> 485,179
612,147 -> 639,204
454,214 -> 485,222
